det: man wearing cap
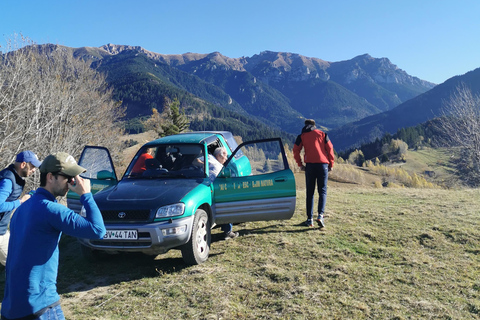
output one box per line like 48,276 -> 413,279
1,152 -> 106,320
0,150 -> 42,266
293,119 -> 335,228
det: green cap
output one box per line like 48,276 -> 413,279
39,152 -> 86,176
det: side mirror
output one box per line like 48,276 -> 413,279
97,170 -> 115,180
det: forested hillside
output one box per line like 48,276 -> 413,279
68,45 -> 434,139
330,67 -> 480,151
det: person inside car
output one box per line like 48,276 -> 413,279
131,147 -> 154,174
194,147 -> 238,240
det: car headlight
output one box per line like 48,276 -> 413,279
155,203 -> 185,218
80,206 -> 87,217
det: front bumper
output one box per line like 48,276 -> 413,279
78,215 -> 195,255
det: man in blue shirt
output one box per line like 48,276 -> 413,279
1,152 -> 106,320
0,150 -> 42,266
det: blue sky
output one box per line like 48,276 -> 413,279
1,0 -> 478,84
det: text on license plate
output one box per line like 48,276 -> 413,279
103,230 -> 138,240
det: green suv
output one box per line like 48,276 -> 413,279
67,131 -> 296,265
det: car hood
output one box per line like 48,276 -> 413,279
94,178 -> 204,207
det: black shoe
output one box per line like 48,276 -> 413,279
316,216 -> 325,228
224,231 -> 239,240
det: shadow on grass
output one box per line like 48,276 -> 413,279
0,222 -> 318,299
209,221 -> 319,244
53,236 -> 199,296
235,222 -> 325,235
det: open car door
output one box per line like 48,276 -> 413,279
66,146 -> 118,213
213,138 -> 296,225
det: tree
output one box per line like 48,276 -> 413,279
436,84 -> 480,186
142,107 -> 164,136
348,149 -> 365,166
0,35 -> 124,181
161,98 -> 190,136
142,98 -> 190,137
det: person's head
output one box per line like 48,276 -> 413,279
144,147 -> 154,155
15,150 -> 42,178
304,119 -> 316,127
39,152 -> 86,197
214,147 -> 228,165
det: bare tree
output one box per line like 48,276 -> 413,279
437,84 -> 480,186
0,35 -> 124,184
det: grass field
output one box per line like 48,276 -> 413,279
2,171 -> 478,319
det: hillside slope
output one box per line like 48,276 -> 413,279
330,67 -> 480,151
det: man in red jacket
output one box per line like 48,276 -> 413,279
293,119 -> 335,228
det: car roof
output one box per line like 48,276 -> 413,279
144,131 -> 227,145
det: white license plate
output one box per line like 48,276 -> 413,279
103,230 -> 138,240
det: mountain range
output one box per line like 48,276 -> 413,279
32,44 -> 480,151
67,45 -> 435,138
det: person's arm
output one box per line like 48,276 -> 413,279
48,176 -> 106,239
0,179 -> 20,213
293,135 -> 304,169
75,193 -> 107,238
325,134 -> 335,170
192,156 -> 204,167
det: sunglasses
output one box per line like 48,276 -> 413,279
55,173 -> 74,183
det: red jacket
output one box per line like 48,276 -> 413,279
293,126 -> 335,168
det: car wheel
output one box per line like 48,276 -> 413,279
181,209 -> 211,265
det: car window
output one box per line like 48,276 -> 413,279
78,146 -> 117,180
222,139 -> 287,178
207,139 -> 223,156
125,144 -> 206,179
221,132 -> 244,159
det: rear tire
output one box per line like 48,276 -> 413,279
181,209 -> 211,265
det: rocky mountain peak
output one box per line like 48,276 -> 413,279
330,54 -> 436,87
100,44 -> 164,61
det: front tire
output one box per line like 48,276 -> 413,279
181,209 -> 211,265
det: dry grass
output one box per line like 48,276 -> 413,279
1,174 -> 473,319
1,147 -> 478,319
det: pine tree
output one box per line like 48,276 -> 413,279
161,98 -> 190,136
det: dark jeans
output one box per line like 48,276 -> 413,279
305,163 -> 329,221
221,223 -> 233,234
1,304 -> 65,320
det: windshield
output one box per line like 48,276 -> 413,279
125,143 -> 206,179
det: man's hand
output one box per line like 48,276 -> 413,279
19,194 -> 31,204
300,165 -> 306,172
68,175 -> 91,196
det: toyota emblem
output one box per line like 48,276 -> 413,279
118,212 -> 126,219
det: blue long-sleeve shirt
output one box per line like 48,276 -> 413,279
0,179 -> 20,214
1,187 -> 106,319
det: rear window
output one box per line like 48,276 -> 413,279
221,132 -> 244,159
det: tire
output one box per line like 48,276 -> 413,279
181,209 -> 211,265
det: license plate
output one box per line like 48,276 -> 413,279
103,230 -> 138,240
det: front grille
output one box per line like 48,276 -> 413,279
101,210 -> 151,222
